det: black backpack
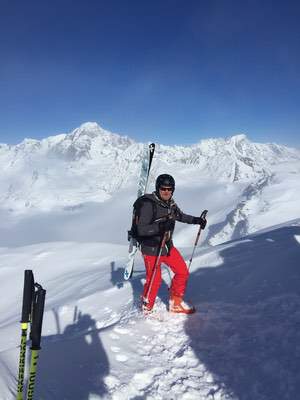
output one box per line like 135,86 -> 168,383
127,195 -> 157,242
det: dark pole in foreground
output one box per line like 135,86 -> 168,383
16,270 -> 34,400
26,284 -> 46,400
188,210 -> 208,271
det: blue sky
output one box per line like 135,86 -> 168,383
1,0 -> 300,147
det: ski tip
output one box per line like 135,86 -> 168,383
124,270 -> 130,280
124,268 -> 133,280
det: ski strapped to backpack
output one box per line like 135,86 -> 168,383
124,143 -> 155,280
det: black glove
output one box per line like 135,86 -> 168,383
193,215 -> 207,229
159,218 -> 174,233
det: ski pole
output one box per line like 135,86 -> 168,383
26,284 -> 46,400
16,270 -> 35,400
143,231 -> 169,305
188,210 -> 208,271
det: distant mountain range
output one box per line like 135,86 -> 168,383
0,122 -> 299,245
0,122 -> 298,209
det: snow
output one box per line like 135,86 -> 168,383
0,123 -> 300,399
1,219 -> 299,399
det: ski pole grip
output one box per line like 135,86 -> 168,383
21,270 -> 35,324
31,287 -> 46,350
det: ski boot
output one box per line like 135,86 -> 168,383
169,295 -> 195,314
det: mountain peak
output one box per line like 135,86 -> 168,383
47,121 -> 135,161
69,122 -> 133,145
70,122 -> 109,140
228,134 -> 248,143
78,122 -> 101,131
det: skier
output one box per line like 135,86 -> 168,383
135,174 -> 207,314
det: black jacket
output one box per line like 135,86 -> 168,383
136,192 -> 199,256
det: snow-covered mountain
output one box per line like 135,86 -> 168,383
0,122 -> 299,245
1,122 -> 300,399
0,122 -> 141,210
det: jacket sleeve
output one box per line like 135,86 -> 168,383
174,205 -> 198,224
136,200 -> 161,237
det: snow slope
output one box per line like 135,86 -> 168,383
0,219 -> 299,399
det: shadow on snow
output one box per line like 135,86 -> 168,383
35,308 -> 110,400
185,225 -> 300,400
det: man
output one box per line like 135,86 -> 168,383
136,174 -> 207,314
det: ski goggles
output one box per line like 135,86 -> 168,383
159,187 -> 173,192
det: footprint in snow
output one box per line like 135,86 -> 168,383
115,354 -> 128,362
109,333 -> 120,340
113,327 -> 130,335
110,346 -> 120,353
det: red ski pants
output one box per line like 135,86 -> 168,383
142,246 -> 189,309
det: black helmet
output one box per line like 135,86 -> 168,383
155,174 -> 175,193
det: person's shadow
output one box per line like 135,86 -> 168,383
35,308 -> 110,400
185,225 -> 300,400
